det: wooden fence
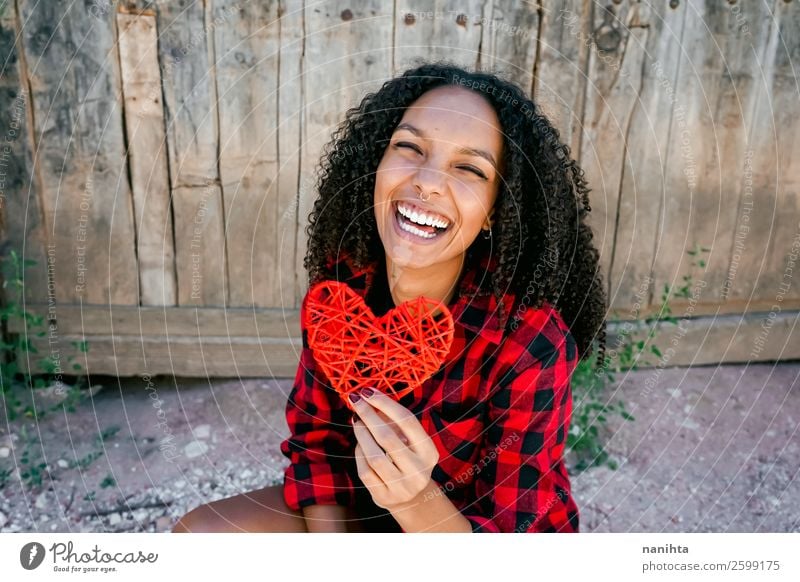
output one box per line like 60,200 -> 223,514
1,0 -> 798,377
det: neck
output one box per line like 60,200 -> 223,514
384,254 -> 463,310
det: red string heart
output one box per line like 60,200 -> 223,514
303,280 -> 455,410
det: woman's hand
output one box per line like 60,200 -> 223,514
349,388 -> 439,511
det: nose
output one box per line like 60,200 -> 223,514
412,163 -> 446,199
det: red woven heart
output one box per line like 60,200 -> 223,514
303,280 -> 455,410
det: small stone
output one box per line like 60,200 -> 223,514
57,459 -> 69,469
184,441 -> 209,459
193,424 -> 211,439
40,514 -> 50,522
108,513 -> 121,525
681,418 -> 700,430
50,523 -> 58,530
241,469 -> 253,480
175,480 -> 186,489
133,509 -> 149,522
0,510 -> 6,527
156,516 -> 173,530
35,492 -> 48,509
0,447 -> 9,458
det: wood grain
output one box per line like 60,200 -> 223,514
578,1 -> 650,311
17,0 -> 139,304
0,5 -> 48,303
154,0 -> 226,306
117,12 -> 177,306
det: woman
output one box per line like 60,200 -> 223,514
172,61 -> 606,533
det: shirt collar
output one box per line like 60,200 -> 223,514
325,251 -> 512,345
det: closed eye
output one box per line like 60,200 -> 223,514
458,165 -> 487,180
393,141 -> 422,154
394,141 -> 488,180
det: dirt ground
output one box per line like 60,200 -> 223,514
1,361 -> 798,533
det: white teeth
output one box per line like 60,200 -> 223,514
398,219 -> 436,239
396,202 -> 450,229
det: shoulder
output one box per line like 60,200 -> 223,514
495,300 -> 578,382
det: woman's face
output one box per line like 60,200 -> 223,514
373,85 -> 504,270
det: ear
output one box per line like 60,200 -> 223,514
484,205 -> 496,230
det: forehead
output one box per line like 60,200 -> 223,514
397,86 -> 503,146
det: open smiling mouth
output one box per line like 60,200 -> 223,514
392,201 -> 452,241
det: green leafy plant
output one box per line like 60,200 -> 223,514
0,250 -> 109,491
566,245 -> 709,472
0,250 -> 89,421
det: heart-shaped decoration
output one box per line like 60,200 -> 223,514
303,280 -> 455,409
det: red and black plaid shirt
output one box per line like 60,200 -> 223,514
280,251 -> 580,532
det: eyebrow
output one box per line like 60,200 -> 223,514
394,122 -> 499,170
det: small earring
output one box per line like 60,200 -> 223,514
482,227 -> 492,240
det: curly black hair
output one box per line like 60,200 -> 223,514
303,61 -> 607,367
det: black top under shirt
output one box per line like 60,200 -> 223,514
364,257 -> 395,317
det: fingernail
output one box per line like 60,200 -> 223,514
349,392 -> 361,404
360,387 -> 374,398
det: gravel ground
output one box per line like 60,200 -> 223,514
1,362 -> 798,533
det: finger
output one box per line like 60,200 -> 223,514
351,395 -> 411,459
376,409 -> 410,445
353,419 -> 405,483
356,389 -> 433,456
354,443 -> 388,495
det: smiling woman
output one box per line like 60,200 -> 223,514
374,85 -> 504,310
172,61 -> 607,534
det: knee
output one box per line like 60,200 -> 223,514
171,503 -> 219,533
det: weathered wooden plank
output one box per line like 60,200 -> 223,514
0,5 -> 48,303
650,0 -> 778,314
276,0 -> 304,310
394,1 -> 483,73
22,334 -> 302,378
11,295 -> 798,338
117,12 -> 177,306
728,0 -> 800,305
608,297 -> 800,321
607,310 -> 800,368
296,1 -> 393,303
172,183 -> 227,306
477,0 -> 539,88
578,1 -> 650,310
154,0 -> 226,305
534,0 -> 591,157
606,0 -> 686,313
702,1 -> 777,307
17,0 -> 139,304
8,303 -> 300,337
213,0 -> 283,308
17,309 -> 799,377
154,0 -> 219,188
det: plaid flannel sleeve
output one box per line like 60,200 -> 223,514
460,311 -> 580,533
279,316 -> 357,511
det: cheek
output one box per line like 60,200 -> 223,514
454,192 -> 495,229
374,163 -> 401,201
